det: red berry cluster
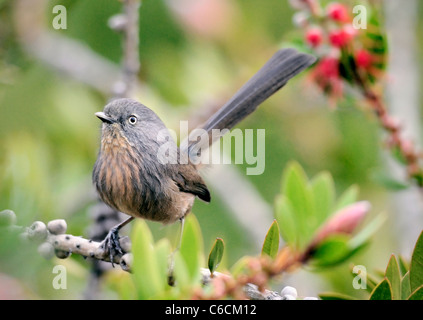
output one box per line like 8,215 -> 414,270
292,1 -> 423,185
294,1 -> 378,99
303,2 -> 356,49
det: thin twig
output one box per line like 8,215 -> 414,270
352,64 -> 423,185
193,248 -> 305,300
111,0 -> 142,98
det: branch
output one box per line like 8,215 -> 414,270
200,269 -> 317,300
109,0 -> 142,98
1,210 -> 133,272
360,84 -> 423,185
200,269 -> 284,300
193,248 -> 308,300
3,210 -> 319,300
13,0 -> 145,98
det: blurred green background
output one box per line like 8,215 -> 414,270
0,0 -> 422,299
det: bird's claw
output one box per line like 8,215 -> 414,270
101,227 -> 124,267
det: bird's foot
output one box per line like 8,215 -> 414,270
101,226 -> 124,267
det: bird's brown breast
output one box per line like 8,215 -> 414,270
94,124 -> 195,224
95,125 -> 142,217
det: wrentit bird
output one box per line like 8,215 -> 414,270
93,48 -> 316,264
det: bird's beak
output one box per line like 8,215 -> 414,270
95,112 -> 114,124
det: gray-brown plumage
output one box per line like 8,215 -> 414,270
93,100 -> 210,225
92,48 -> 316,260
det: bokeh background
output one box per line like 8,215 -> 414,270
0,0 -> 422,299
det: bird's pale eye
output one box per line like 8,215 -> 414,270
128,115 -> 138,125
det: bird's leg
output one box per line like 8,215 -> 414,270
167,217 -> 185,286
101,216 -> 134,266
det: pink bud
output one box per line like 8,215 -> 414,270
326,2 -> 350,22
305,27 -> 323,48
311,201 -> 371,246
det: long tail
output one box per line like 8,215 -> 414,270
183,48 -> 316,159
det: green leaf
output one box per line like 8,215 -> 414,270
319,292 -> 356,300
113,273 -> 137,300
180,215 -> 203,284
401,271 -> 411,300
370,170 -> 410,191
310,172 -> 335,225
131,220 -> 164,299
410,231 -> 423,292
391,145 -> 408,165
366,272 -> 381,293
339,50 -> 356,84
275,195 -> 297,247
385,254 -> 401,300
208,238 -> 224,275
365,7 -> 388,71
154,238 -> 173,291
261,220 -> 280,259
282,162 -> 315,249
230,256 -> 251,278
348,213 -> 385,250
369,278 -> 393,300
398,255 -> 410,277
171,251 -> 191,295
334,185 -> 359,211
279,39 -> 314,55
408,285 -> 423,300
310,234 -> 351,267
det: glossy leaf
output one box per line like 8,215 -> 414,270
310,234 -> 350,267
282,162 -> 315,249
334,185 -> 358,212
365,272 -> 380,293
408,285 -> 423,300
319,292 -> 356,300
385,254 -> 401,300
275,195 -> 297,247
208,238 -> 224,275
369,278 -> 392,300
154,238 -> 173,291
398,255 -> 410,277
371,170 -> 410,191
230,256 -> 251,278
172,251 -> 191,296
391,145 -> 408,165
401,271 -> 411,300
131,220 -> 164,299
348,213 -> 385,250
180,215 -> 203,284
261,220 -> 280,259
310,171 -> 335,225
410,231 -> 423,293
365,6 -> 388,70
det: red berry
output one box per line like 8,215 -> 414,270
326,2 -> 350,22
356,49 -> 373,69
310,56 -> 343,99
317,57 -> 339,79
329,26 -> 355,47
305,27 -> 323,48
